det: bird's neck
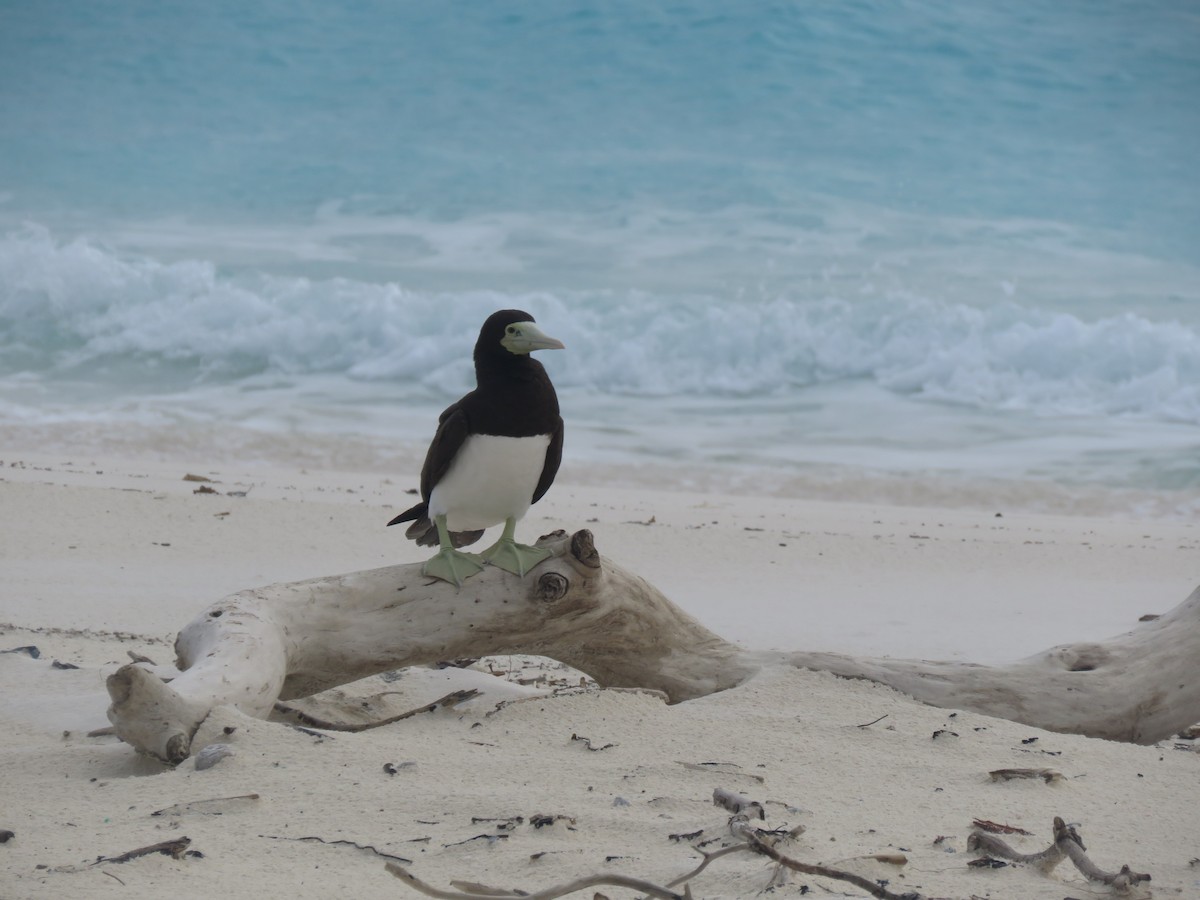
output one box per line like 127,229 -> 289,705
472,356 -> 559,426
474,354 -> 544,386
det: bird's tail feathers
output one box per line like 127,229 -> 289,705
403,517 -> 485,549
387,501 -> 426,527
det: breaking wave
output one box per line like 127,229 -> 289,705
3,229 -> 1197,425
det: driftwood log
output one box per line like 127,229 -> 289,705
105,529 -> 1200,762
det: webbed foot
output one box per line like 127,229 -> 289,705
422,547 -> 485,587
480,538 -> 552,577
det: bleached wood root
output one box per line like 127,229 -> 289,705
105,527 -> 1200,762
780,583 -> 1200,744
106,529 -> 756,762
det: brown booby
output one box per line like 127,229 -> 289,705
388,309 -> 564,586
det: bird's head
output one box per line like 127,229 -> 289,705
478,309 -> 565,357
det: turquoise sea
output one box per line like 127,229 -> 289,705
1,1 -> 1198,515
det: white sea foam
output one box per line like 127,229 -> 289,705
3,227 -> 1199,510
2,228 -> 1197,426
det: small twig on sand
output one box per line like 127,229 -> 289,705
717,789 -> 922,900
969,816 -> 1151,890
261,833 -> 412,865
734,827 -> 921,900
287,723 -> 334,740
569,733 -> 617,751
91,837 -> 192,865
678,760 -> 765,784
971,818 -> 1032,836
386,863 -> 688,900
665,842 -> 750,888
988,767 -> 1063,784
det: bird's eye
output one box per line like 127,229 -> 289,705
506,325 -> 515,334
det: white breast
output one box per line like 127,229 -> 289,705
428,433 -> 552,532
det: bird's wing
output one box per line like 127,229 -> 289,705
420,402 -> 471,501
531,415 -> 564,505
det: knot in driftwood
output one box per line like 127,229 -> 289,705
535,572 -> 570,602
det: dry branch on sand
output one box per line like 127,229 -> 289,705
386,786 -> 926,900
384,794 -> 1155,900
969,816 -> 1152,892
105,528 -> 1200,763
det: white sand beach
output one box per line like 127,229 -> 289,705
5,1 -> 1200,896
2,449 -> 1198,899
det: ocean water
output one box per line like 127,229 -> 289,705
1,1 -> 1198,516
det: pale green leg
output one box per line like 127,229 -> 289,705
480,516 -> 552,577
422,514 -> 484,587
